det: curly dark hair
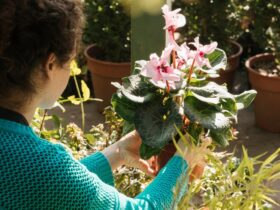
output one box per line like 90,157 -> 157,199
0,0 -> 84,109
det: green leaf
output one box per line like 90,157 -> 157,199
70,60 -> 81,76
190,91 -> 220,105
220,97 -> 237,116
51,115 -> 61,129
135,96 -> 183,150
68,95 -> 81,105
184,96 -> 231,130
114,74 -> 156,104
111,93 -> 136,122
186,123 -> 203,145
189,82 -> 237,115
121,120 -> 135,136
81,80 -> 90,101
140,143 -> 162,160
203,48 -> 227,72
209,128 -> 232,146
234,90 -> 257,110
189,82 -> 232,99
85,133 -> 96,145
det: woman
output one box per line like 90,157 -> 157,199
0,0 -> 194,209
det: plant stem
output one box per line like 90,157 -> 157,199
166,81 -> 170,94
187,59 -> 196,85
172,30 -> 177,69
73,75 -> 85,132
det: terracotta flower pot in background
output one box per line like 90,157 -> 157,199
211,40 -> 243,90
246,53 -> 280,133
84,44 -> 131,112
156,143 -> 177,170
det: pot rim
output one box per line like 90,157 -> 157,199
245,53 -> 280,80
228,40 -> 243,60
84,44 -> 130,66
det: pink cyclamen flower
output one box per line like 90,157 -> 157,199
190,37 -> 218,68
162,5 -> 186,31
140,44 -> 182,89
162,4 -> 186,49
177,42 -> 191,68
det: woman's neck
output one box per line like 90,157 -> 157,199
0,100 -> 38,125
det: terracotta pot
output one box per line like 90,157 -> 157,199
211,40 -> 243,90
246,53 -> 280,132
84,44 -> 131,112
157,143 -> 177,169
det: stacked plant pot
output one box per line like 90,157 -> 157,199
246,53 -> 280,132
85,45 -> 131,112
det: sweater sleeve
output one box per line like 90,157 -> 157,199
49,144 -> 188,210
79,152 -> 115,186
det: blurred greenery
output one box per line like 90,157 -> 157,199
174,131 -> 280,209
83,0 -> 131,62
231,0 -> 280,63
173,0 -> 241,55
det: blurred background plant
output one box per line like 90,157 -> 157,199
171,0 -> 245,91
83,0 -> 131,62
232,0 -> 280,64
119,0 -> 165,17
174,145 -> 280,209
173,0 -> 241,55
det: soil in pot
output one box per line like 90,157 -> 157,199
246,53 -> 280,133
252,59 -> 280,77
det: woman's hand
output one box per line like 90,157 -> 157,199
102,131 -> 158,176
175,136 -> 211,182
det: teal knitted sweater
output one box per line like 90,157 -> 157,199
0,118 -> 188,209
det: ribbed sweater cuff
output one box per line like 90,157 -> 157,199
133,155 -> 188,209
80,152 -> 114,186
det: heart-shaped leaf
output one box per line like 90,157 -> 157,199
234,90 -> 257,110
135,96 -> 183,150
115,74 -> 156,103
111,93 -> 137,122
203,48 -> 227,73
209,128 -> 233,146
184,96 -> 231,130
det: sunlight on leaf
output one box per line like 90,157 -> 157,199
81,80 -> 90,101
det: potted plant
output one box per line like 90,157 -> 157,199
243,1 -> 280,132
172,0 -> 243,90
83,0 -> 131,112
111,5 -> 256,170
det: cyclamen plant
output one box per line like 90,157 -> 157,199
112,5 -> 257,159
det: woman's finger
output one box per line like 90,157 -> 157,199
138,159 -> 157,177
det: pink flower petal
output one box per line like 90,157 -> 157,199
177,42 -> 190,61
174,14 -> 186,28
161,72 -> 181,82
162,4 -> 186,30
160,44 -> 174,61
202,42 -> 218,54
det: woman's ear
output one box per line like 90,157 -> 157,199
44,53 -> 57,80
